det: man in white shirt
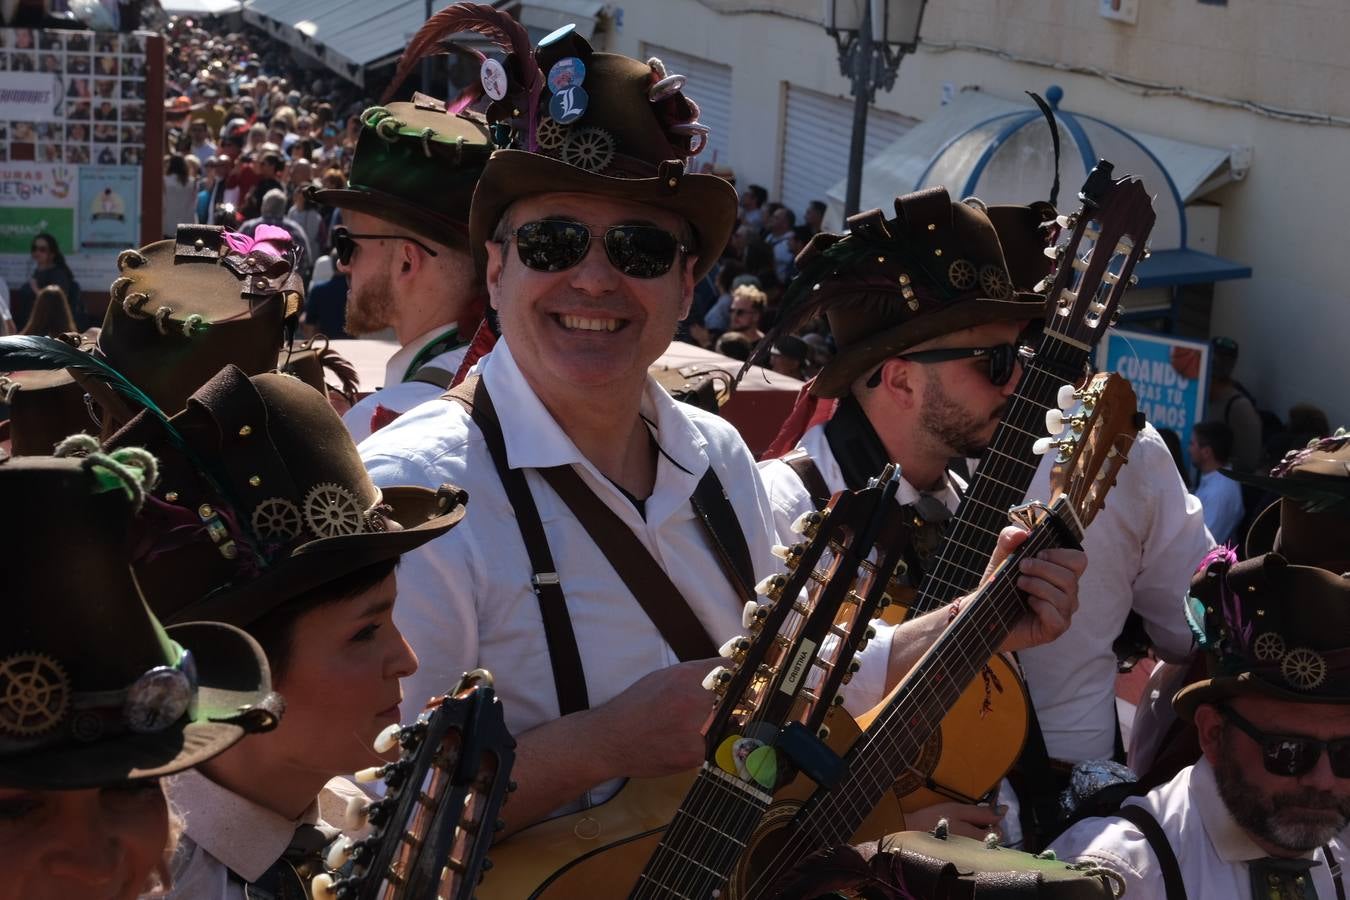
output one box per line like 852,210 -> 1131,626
1191,419 -> 1246,544
361,27 -> 1084,846
309,97 -> 495,442
766,206 -> 796,281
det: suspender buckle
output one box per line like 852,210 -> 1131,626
531,573 -> 561,591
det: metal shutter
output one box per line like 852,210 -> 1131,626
779,84 -> 915,217
642,44 -> 734,171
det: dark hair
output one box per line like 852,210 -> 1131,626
791,225 -> 812,244
1287,403 -> 1330,437
808,200 -> 827,216
1156,427 -> 1187,482
775,207 -> 796,227
21,285 -> 77,337
30,232 -> 68,270
748,184 -> 768,207
715,259 -> 746,294
167,153 -> 189,186
247,558 -> 398,679
261,152 -> 286,171
1193,420 -> 1235,463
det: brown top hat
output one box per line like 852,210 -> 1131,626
983,199 -> 1060,293
106,365 -> 467,628
0,365 -> 92,456
458,17 -> 736,279
0,451 -> 276,790
1226,429 -> 1350,571
1173,547 -> 1350,719
749,188 -> 1044,399
308,97 -> 493,250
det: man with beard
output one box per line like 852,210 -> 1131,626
309,101 -> 493,442
1051,432 -> 1350,899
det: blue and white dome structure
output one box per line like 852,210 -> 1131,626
830,86 -> 1250,301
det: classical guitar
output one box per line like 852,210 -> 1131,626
312,670 -> 516,900
876,160 -> 1158,816
738,373 -> 1142,898
483,469 -> 911,899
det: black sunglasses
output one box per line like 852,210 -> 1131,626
509,219 -> 687,280
331,226 -> 439,266
867,343 -> 1023,389
1220,705 -> 1350,778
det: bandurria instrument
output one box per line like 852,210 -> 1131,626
738,373 -> 1142,898
313,670 -> 516,900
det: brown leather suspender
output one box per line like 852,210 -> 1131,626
444,375 -> 754,713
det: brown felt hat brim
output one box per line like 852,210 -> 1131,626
161,485 -> 466,627
309,184 -> 468,250
1173,671 -> 1350,721
809,293 -> 1044,399
469,150 -> 738,282
0,622 -> 271,790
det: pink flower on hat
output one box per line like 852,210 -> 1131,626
223,224 -> 291,259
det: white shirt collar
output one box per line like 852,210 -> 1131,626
1191,756 -> 1321,864
167,768 -> 320,883
384,323 -> 458,387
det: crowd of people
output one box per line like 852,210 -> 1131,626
0,6 -> 1347,900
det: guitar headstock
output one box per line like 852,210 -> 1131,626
1040,372 -> 1143,530
1038,161 -> 1156,350
313,670 -> 516,900
699,467 -> 909,793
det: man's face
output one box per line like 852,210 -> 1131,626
770,208 -> 791,235
484,192 -> 696,392
911,319 -> 1026,458
805,204 -> 824,230
189,123 -> 206,143
728,296 -> 761,332
341,210 -> 398,336
1206,696 -> 1350,854
740,189 -> 759,211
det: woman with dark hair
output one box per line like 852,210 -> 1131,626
163,153 -> 197,237
12,233 -> 77,330
19,285 -> 77,337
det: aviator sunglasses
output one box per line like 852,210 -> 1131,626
331,226 -> 439,266
866,343 -> 1023,389
1220,704 -> 1350,778
508,219 -> 688,279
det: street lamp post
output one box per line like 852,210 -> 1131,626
824,0 -> 928,217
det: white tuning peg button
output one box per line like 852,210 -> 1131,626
742,601 -> 762,629
311,872 -> 338,900
790,511 -> 821,535
343,795 -> 371,832
1032,437 -> 1056,456
754,574 -> 782,596
325,836 -> 353,870
1057,384 -> 1077,409
701,665 -> 731,692
719,635 -> 748,658
354,765 -> 384,784
1044,408 -> 1065,435
770,544 -> 791,561
373,722 -> 401,754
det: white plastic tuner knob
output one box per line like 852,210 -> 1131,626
355,765 -> 384,784
742,601 -> 762,629
701,665 -> 731,692
1057,384 -> 1077,409
373,722 -> 401,754
719,635 -> 748,658
770,544 -> 791,561
1032,437 -> 1056,456
343,795 -> 371,831
790,511 -> 821,535
1044,408 -> 1065,435
311,872 -> 338,900
325,836 -> 353,870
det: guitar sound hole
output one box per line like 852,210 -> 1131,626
891,730 -> 943,797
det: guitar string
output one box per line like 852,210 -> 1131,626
742,521 -> 1066,897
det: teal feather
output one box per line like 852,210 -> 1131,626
0,335 -> 169,425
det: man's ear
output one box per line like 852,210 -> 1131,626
879,357 -> 920,410
678,255 -> 698,320
1194,703 -> 1225,766
484,240 -> 505,311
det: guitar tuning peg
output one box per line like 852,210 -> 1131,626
1055,213 -> 1076,229
1044,408 -> 1065,435
1043,244 -> 1064,260
1128,274 -> 1139,286
841,658 -> 862,684
719,635 -> 751,658
771,543 -> 806,567
790,510 -> 824,535
1033,275 -> 1055,293
742,600 -> 768,630
311,872 -> 338,900
1057,384 -> 1077,410
817,724 -> 831,740
507,779 -> 518,793
372,722 -> 401,754
354,765 -> 386,784
343,795 -> 371,831
755,573 -> 786,598
325,836 -> 354,870
701,665 -> 733,693
1032,436 -> 1059,456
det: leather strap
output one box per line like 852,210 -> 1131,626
782,447 -> 831,511
409,365 -> 455,389
446,376 -> 589,715
1114,804 -> 1186,900
1326,844 -> 1346,900
537,464 -> 719,661
689,469 -> 755,604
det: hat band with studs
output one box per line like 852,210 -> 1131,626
0,643 -> 198,753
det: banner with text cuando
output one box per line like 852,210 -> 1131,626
1097,329 -> 1210,471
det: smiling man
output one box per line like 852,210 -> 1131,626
360,19 -> 1082,841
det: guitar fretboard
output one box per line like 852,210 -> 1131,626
631,765 -> 771,899
910,331 -> 1086,613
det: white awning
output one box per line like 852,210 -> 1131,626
162,0 -> 244,15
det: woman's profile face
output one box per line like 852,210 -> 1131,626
0,782 -> 170,900
30,239 -> 53,265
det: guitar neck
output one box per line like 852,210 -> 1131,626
631,765 -> 771,899
766,503 -> 1082,885
910,333 -> 1086,614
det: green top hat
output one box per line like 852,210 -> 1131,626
0,451 -> 275,790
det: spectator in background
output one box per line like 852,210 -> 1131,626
240,151 -> 285,220
1205,336 -> 1263,472
241,189 -> 313,277
186,116 -> 216,166
784,225 -> 812,280
766,206 -> 796,281
1157,427 -> 1189,483
768,335 -> 809,380
0,279 -> 14,336
1191,420 -> 1244,544
728,283 -> 767,346
700,261 -> 749,338
162,153 -> 197,236
197,155 -> 236,225
12,232 -> 77,332
19,285 -> 77,337
740,184 -> 768,231
804,199 -> 827,234
715,330 -> 755,362
287,186 -> 324,263
1266,402 -> 1331,466
302,266 -> 350,339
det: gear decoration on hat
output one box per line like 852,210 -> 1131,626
1281,647 -> 1328,691
535,117 -> 568,151
0,653 -> 71,737
979,264 -> 1013,300
561,127 -> 616,173
303,483 -> 366,539
947,259 -> 978,291
252,497 -> 303,543
1253,631 -> 1286,663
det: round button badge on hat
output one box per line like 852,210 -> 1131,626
549,86 -> 588,124
480,58 -> 508,101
